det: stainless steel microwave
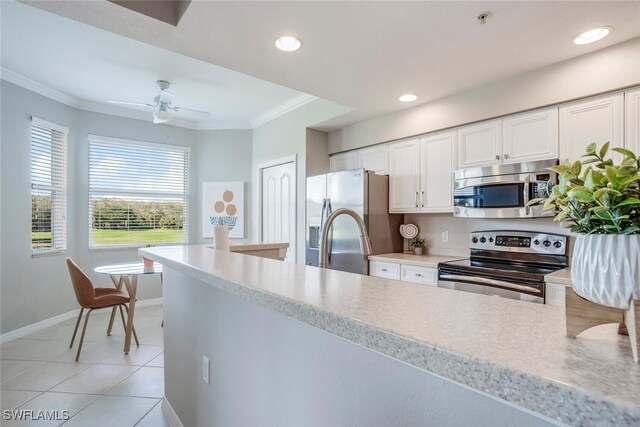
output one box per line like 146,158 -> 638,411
452,159 -> 558,218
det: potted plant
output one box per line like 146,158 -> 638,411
528,142 -> 640,309
142,244 -> 154,270
410,237 -> 425,255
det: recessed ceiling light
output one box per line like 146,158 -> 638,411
275,36 -> 302,52
573,26 -> 613,45
399,94 -> 418,102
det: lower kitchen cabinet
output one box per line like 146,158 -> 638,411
370,260 -> 437,287
545,282 -> 566,307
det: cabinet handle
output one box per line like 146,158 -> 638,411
381,268 -> 388,272
495,155 -> 500,160
421,191 -> 424,208
414,191 -> 418,208
504,154 -> 509,159
415,273 -> 422,277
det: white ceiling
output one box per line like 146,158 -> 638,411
20,0 -> 640,130
0,1 -> 314,129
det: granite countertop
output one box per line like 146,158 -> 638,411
141,245 -> 640,426
368,252 -> 464,268
545,267 -> 573,285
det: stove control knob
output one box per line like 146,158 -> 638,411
480,237 -> 486,243
543,240 -> 551,247
553,241 -> 562,248
488,237 -> 494,243
533,240 -> 540,246
472,237 -> 478,244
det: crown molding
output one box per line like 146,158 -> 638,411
250,93 -> 318,128
2,67 -> 313,130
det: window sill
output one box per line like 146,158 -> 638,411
31,250 -> 66,258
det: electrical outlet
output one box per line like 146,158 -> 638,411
441,231 -> 449,243
202,355 -> 210,384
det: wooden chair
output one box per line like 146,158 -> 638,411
65,258 -> 139,361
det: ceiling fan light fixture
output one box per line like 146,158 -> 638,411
275,35 -> 302,52
153,105 -> 172,124
573,26 -> 613,45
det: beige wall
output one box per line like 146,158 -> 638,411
305,128 -> 330,178
329,37 -> 640,153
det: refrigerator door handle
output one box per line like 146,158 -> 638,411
327,199 -> 333,263
318,198 -> 327,247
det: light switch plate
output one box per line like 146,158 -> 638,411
202,355 -> 210,384
442,231 -> 449,243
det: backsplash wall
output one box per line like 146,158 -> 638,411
404,213 -> 575,263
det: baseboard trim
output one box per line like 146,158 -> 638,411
162,397 -> 184,427
0,298 -> 163,344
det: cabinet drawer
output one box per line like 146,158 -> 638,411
369,261 -> 400,280
400,265 -> 438,286
545,282 -> 566,306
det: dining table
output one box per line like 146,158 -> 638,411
94,261 -> 163,353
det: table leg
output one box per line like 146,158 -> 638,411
107,275 -> 124,336
122,275 -> 138,354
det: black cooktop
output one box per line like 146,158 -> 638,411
439,258 -> 562,283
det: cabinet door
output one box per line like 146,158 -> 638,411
559,93 -> 623,162
545,282 -> 566,307
502,107 -> 558,164
357,144 -> 389,175
388,139 -> 421,213
457,120 -> 501,169
400,265 -> 438,286
369,260 -> 401,280
329,151 -> 357,173
420,131 -> 455,212
626,87 -> 640,155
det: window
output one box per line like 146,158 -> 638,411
88,135 -> 190,248
31,117 -> 68,255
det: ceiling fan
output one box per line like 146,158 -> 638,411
108,80 -> 211,124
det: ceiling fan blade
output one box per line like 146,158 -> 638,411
172,106 -> 211,119
108,100 -> 155,107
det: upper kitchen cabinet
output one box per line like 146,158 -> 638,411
329,151 -> 357,173
357,143 -> 389,175
502,107 -> 558,164
420,132 -> 455,212
457,120 -> 501,169
389,139 -> 421,213
626,87 -> 640,154
559,93 -> 624,162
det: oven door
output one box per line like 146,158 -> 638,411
453,173 -> 553,218
438,269 -> 545,304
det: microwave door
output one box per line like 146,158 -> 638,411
453,175 -> 529,218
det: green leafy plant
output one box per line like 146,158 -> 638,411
410,237 -> 425,248
528,142 -> 640,234
144,243 -> 154,248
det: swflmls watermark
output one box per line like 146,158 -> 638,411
3,409 -> 70,421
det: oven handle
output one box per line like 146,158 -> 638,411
438,274 -> 542,294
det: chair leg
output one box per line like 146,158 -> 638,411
107,307 -> 117,336
75,309 -> 93,362
69,308 -> 84,349
122,304 -> 140,347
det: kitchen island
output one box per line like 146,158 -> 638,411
141,245 -> 640,427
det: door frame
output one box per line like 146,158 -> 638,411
257,155 -> 297,262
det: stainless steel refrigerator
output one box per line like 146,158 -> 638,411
306,169 -> 403,275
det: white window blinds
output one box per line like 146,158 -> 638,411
31,117 -> 68,255
88,135 -> 190,248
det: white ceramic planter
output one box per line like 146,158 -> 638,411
571,234 -> 640,309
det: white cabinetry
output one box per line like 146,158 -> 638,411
370,260 -> 438,287
420,132 -> 455,213
457,120 -> 501,168
389,133 -> 455,214
626,87 -> 640,154
502,108 -> 558,164
357,143 -> 389,175
388,139 -> 421,213
545,282 -> 566,307
559,93 -> 624,162
329,151 -> 357,173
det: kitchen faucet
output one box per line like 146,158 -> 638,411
319,208 -> 372,268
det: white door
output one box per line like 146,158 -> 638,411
388,139 -> 421,213
329,151 -> 357,172
502,107 -> 559,164
420,131 -> 455,213
357,143 -> 389,175
261,162 -> 296,262
457,120 -> 502,168
626,87 -> 640,154
559,93 -> 624,162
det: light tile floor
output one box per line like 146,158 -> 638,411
0,305 -> 170,426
